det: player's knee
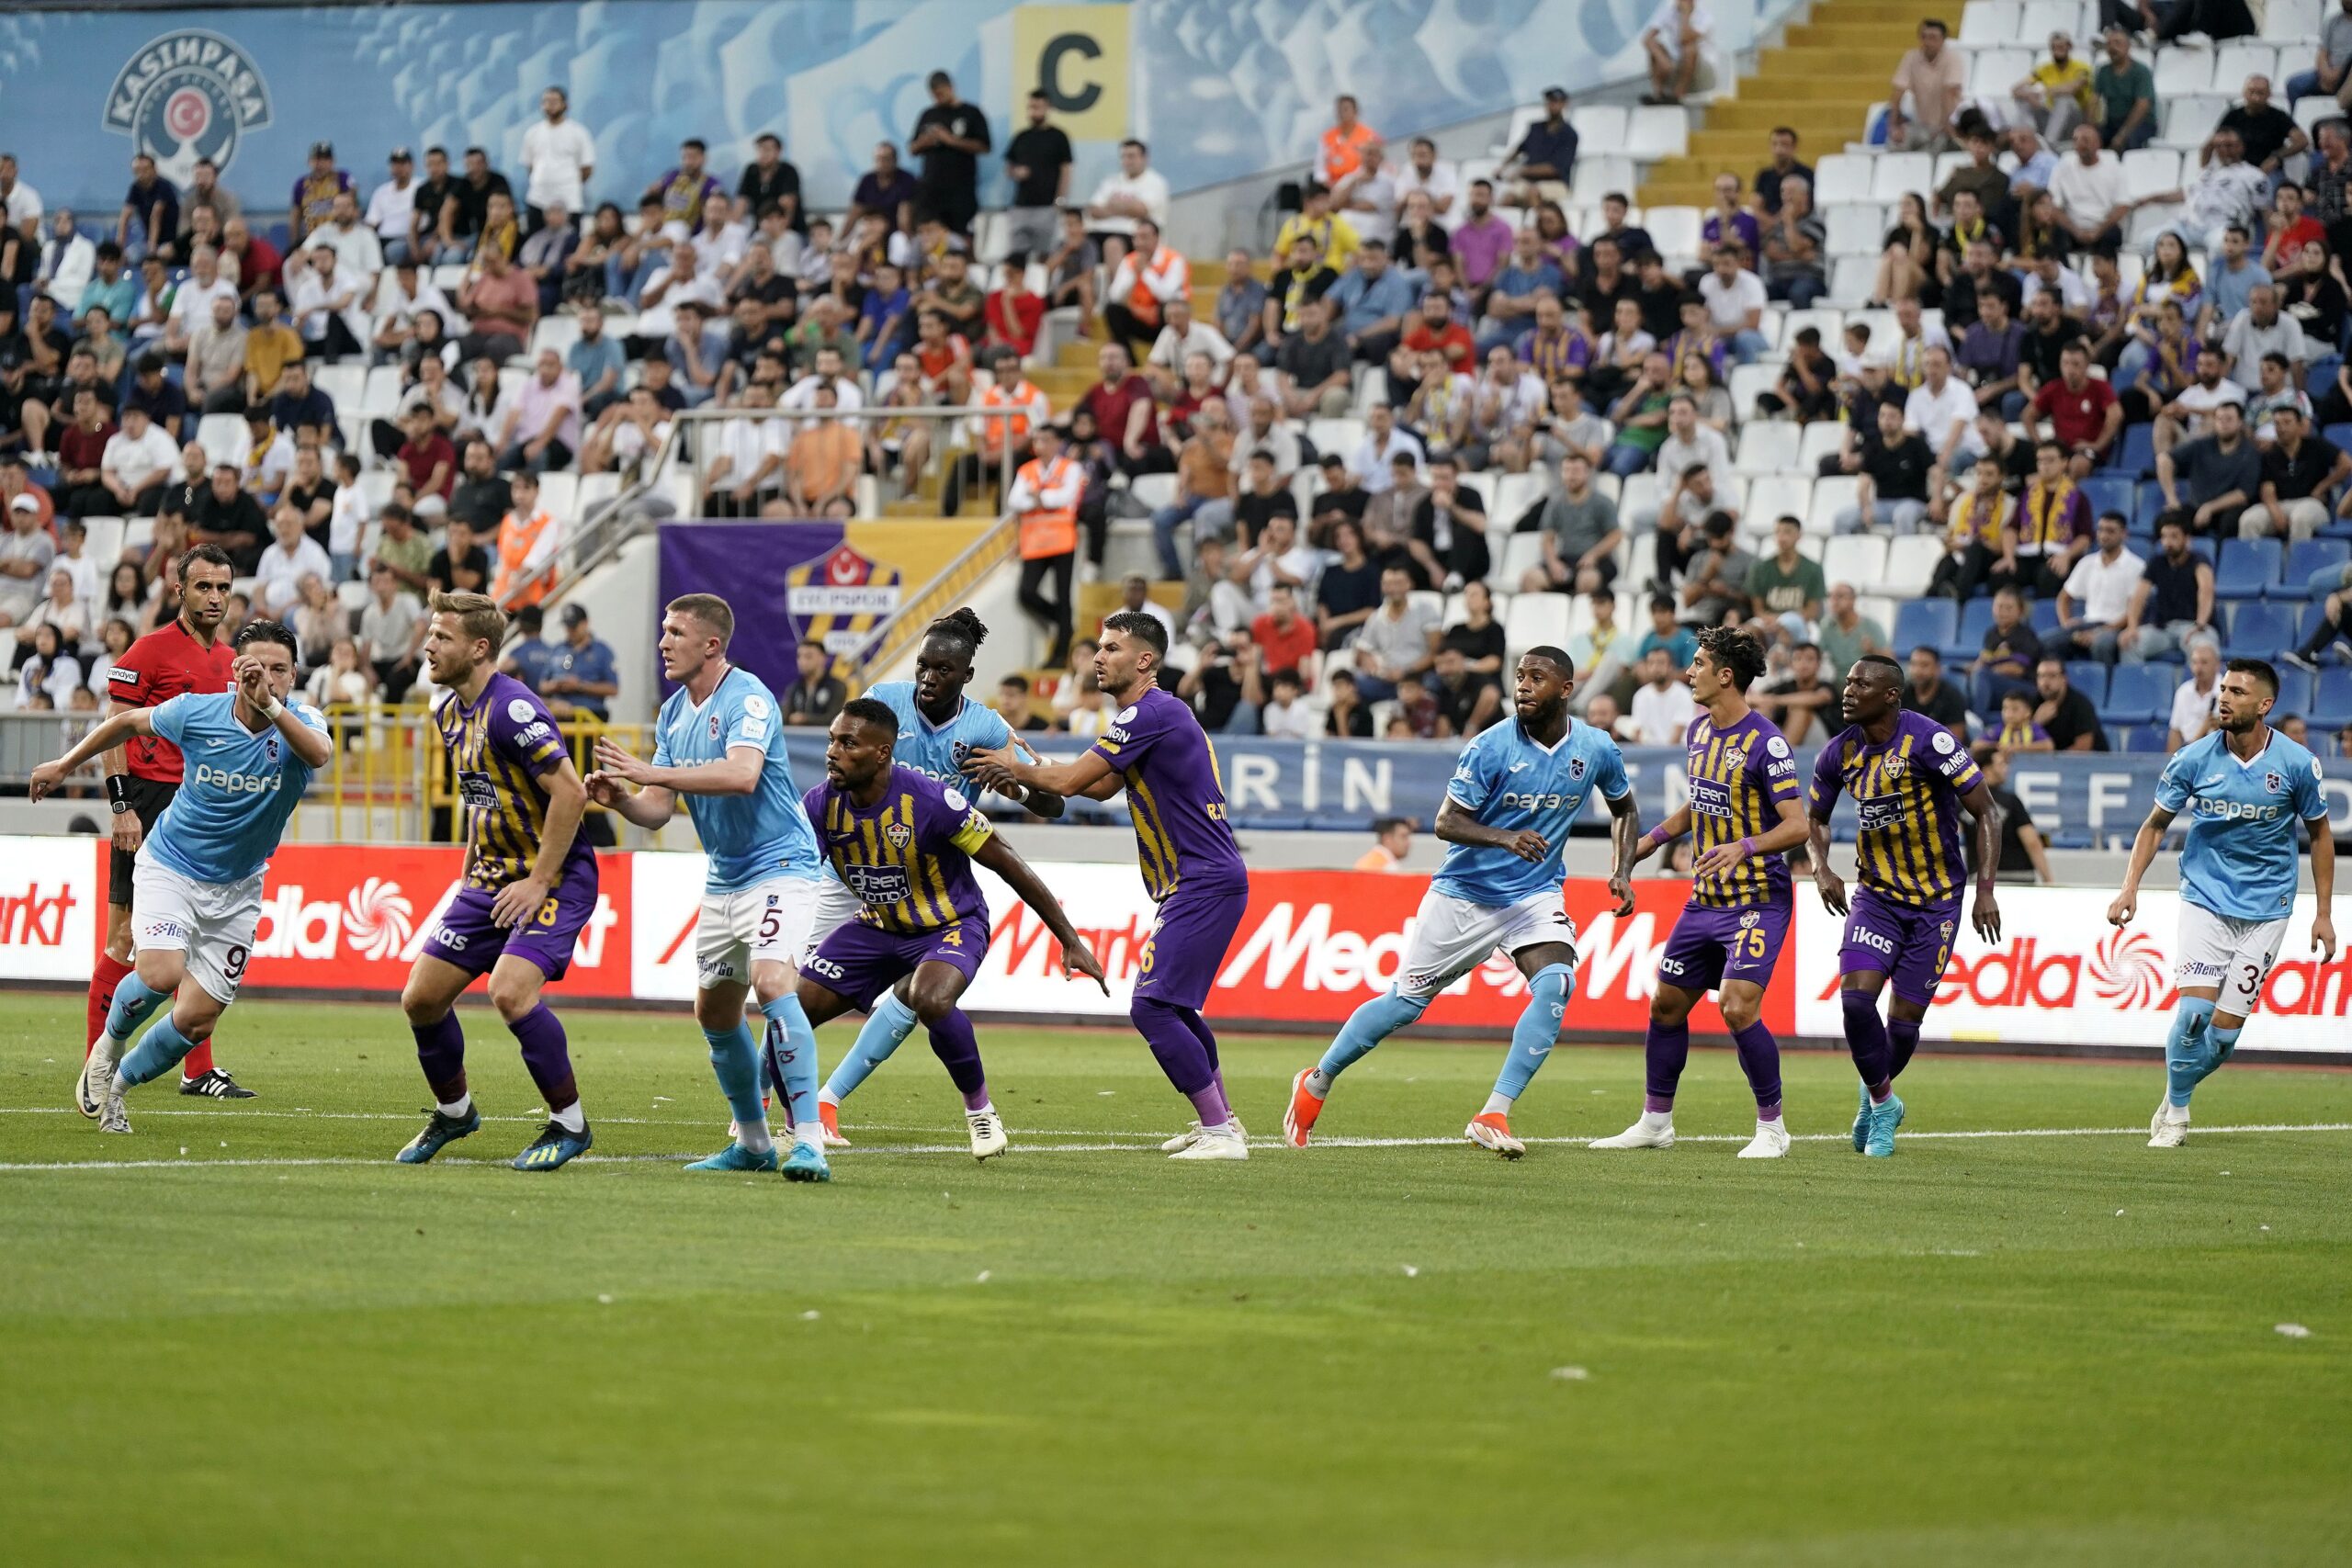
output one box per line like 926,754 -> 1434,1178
134,951 -> 184,996
1719,992 -> 1761,1032
1840,987 -> 1880,1025
486,971 -> 540,1023
1648,991 -> 1690,1026
399,984 -> 445,1027
691,989 -> 738,1032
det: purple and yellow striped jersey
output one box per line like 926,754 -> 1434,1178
1810,711 -> 1983,909
803,765 -> 993,935
432,672 -> 595,893
1684,708 -> 1800,908
1086,685 -> 1247,901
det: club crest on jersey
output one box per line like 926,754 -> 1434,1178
1568,755 -> 1587,779
2265,771 -> 2284,794
1939,919 -> 1955,942
707,712 -> 721,739
1883,754 -> 1908,779
1739,910 -> 1760,930
264,736 -> 277,760
952,739 -> 972,768
886,820 -> 913,850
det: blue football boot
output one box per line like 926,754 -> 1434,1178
396,1104 -> 481,1164
1863,1093 -> 1905,1158
780,1138 -> 832,1183
1852,1081 -> 1871,1153
686,1141 -> 779,1172
512,1118 -> 594,1171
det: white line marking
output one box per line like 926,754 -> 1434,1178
0,1122 -> 2343,1173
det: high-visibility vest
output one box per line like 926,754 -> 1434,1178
493,507 -> 559,607
1013,456 -> 1080,559
1320,122 -> 1377,185
980,380 -> 1039,453
1125,247 -> 1184,328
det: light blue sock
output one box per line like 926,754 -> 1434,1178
2201,1021 -> 2243,1087
105,974 -> 169,1043
762,994 -> 822,1139
702,1021 -> 765,1129
2165,998 -> 2216,1109
1315,989 -> 1428,1084
1495,964 -> 1576,1101
117,1015 -> 201,1089
821,989 -> 919,1103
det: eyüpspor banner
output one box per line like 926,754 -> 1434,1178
6,837 -> 2349,1054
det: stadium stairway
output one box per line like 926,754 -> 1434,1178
1638,0 -> 1953,209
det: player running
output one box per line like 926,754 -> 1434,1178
1594,627 -> 1809,1158
2109,658 -> 2337,1148
1804,655 -> 2004,1157
797,698 -> 1107,1160
1283,648 -> 1640,1156
35,623 -> 330,1132
582,593 -> 833,1181
812,607 -> 1066,1147
395,592 -> 602,1172
79,542 -> 256,1105
971,611 -> 1255,1160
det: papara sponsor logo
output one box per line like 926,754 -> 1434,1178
194,763 -> 282,794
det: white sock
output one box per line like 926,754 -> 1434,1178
737,1118 -> 775,1155
967,1100 -> 995,1120
1481,1091 -> 1514,1118
818,1089 -> 840,1109
436,1095 -> 472,1119
1641,1108 -> 1673,1127
549,1102 -> 586,1134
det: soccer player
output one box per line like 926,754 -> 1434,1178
1594,626 -> 1809,1158
1283,649 -> 1641,1155
79,542 -> 255,1106
797,698 -> 1107,1159
1804,654 -> 2005,1157
970,611 -> 1254,1160
2109,659 -> 2336,1148
34,624 -> 331,1132
395,592 -> 602,1172
582,593 -> 833,1180
812,607 -> 1066,1147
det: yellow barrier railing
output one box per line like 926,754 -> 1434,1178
304,703 -> 652,842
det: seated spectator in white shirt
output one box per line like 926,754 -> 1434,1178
254,502 -> 334,616
1628,646 -> 1697,745
1347,403 -> 1426,493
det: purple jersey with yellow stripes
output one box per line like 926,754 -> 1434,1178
803,764 -> 994,934
1087,685 -> 1247,901
432,672 -> 595,894
1683,708 -> 1801,909
1809,711 -> 1982,910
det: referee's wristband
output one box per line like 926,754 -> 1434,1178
106,774 -> 131,807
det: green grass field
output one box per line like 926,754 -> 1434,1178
4,993 -> 2348,1567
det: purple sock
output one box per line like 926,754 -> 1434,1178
1841,988 -> 1894,1095
1731,1021 -> 1782,1119
1888,1018 -> 1921,1080
412,1011 -> 468,1104
1186,1079 -> 1234,1126
1643,1020 -> 1690,1110
1134,997 -> 1217,1104
509,1002 -> 579,1113
924,1008 -> 990,1111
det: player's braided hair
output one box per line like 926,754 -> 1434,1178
927,606 -> 989,658
1695,625 -> 1767,693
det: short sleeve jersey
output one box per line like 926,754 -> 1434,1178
865,681 -> 1014,787
107,620 -> 235,783
1808,711 -> 1982,909
432,671 -> 595,893
804,765 -> 993,934
1087,685 -> 1248,901
651,666 -> 822,895
2154,728 -> 2325,921
1684,708 -> 1801,908
146,693 -> 325,884
1434,717 -> 1631,908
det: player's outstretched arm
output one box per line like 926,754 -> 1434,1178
1605,791 -> 1641,915
2308,818 -> 2337,964
973,834 -> 1109,993
594,735 -> 759,796
969,739 -> 1118,803
1436,795 -> 1547,863
1957,778 -> 2004,942
584,770 -> 677,829
2107,804 -> 2177,928
29,708 -> 157,801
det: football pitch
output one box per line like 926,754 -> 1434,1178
4,994 -> 2347,1568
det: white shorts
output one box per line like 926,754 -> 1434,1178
695,874 -> 826,989
799,875 -> 868,969
2174,902 -> 2291,1018
131,858 -> 263,1007
1394,888 -> 1579,1003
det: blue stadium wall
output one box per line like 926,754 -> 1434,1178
1,0 -> 1797,214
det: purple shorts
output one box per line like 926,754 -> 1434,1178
1134,882 -> 1249,1011
422,869 -> 600,981
1839,888 -> 1962,1006
807,917 -> 988,1010
1657,899 -> 1791,994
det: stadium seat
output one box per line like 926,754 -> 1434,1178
1781,308 -> 1845,350
2265,0 -> 2322,39
1812,154 -> 1873,206
2108,424 -> 2156,477
1728,363 -> 1779,422
2224,601 -> 2299,660
1822,535 -> 1885,589
1747,476 -> 1814,530
1645,206 -> 1702,259
1825,204 -> 1883,257
2029,597 -> 2062,638
2272,665 -> 2316,719
2081,475 -> 2136,520
528,315 -> 580,360
2312,669 -> 2352,728
536,471 -> 579,518
1955,597 -> 1997,656
2121,149 -> 2183,205
2114,723 -> 2166,752
2157,96 -> 2227,152
1305,417 -> 1364,461
1892,598 -> 1957,659
77,517 -> 125,575
1798,421 -> 1849,471
2153,50 -> 2213,97
2017,0 -> 2079,39
2215,537 -> 2282,598
1828,257 -> 1877,306
1736,423 -> 1801,475
1568,104 -> 1628,152
1804,476 -> 1856,536
1967,50 -> 2032,102
1498,532 -> 1548,585
2065,660 -> 2109,706
1626,107 -> 1690,161
2100,663 -> 2169,724
1128,473 -> 1179,510
1503,592 -> 1570,653
358,364 -> 404,418
1960,0 -> 2018,43
2277,538 -> 2352,597
1884,534 -> 1943,596
312,363 -> 366,415
195,412 -> 248,468
2213,43 -> 2278,89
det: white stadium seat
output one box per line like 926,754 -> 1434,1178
2153,50 -> 2212,98
1498,532 -> 1549,586
536,471 -> 579,517
359,364 -> 403,417
1813,154 -> 1874,207
1828,256 -> 1878,306
1884,534 -> 1945,596
1128,473 -> 1179,510
1569,104 -> 1629,152
2017,1 -> 2077,41
1618,473 -> 1662,525
1491,104 -> 1545,157
1960,1 -> 2019,45
1857,594 -> 1898,636
2122,149 -> 2183,205
2212,44 -> 2278,94
1626,106 -> 1690,161
1645,206 -> 1702,258
1807,477 -> 1860,536
1747,476 -> 1814,531
312,363 -> 365,413
2158,96 -> 2227,152
1967,51 -> 2032,103
1781,308 -> 1846,350
196,412 -> 248,468
1736,422 -> 1802,475
1502,592 -> 1569,653
1931,151 -> 1970,191
1491,470 -> 1548,525
2264,0 -> 2321,41
1306,417 -> 1364,459
1870,152 -> 1934,204
1822,534 -> 1887,589
1825,203 -> 1884,257
1728,363 -> 1780,422
1576,155 -> 1638,203
1799,422 -> 1849,472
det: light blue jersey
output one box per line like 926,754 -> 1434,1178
145,692 -> 325,884
2154,728 -> 2326,920
653,666 -> 822,895
865,681 -> 1014,788
1432,716 -> 1631,907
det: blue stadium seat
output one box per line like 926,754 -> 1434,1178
2066,660 -> 2109,705
2029,597 -> 2062,637
2099,663 -> 2169,724
2133,481 -> 2169,530
2271,665 -> 2315,719
2313,669 -> 2352,729
2324,423 -> 2352,452
2309,366 -> 2335,400
2214,537 -> 2282,598
1893,598 -> 1956,659
2107,425 -> 2156,478
1955,597 -> 1996,658
2082,476 -> 2136,521
2277,538 -> 2352,598
2115,723 -> 2166,752
2224,601 -> 2299,660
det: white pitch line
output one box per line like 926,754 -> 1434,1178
0,1122 -> 2344,1173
